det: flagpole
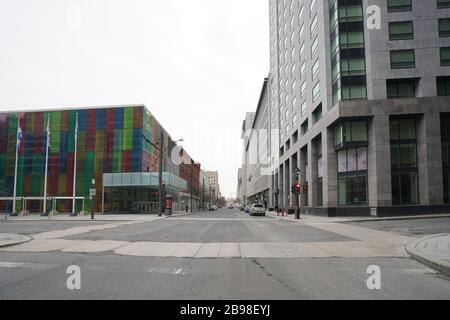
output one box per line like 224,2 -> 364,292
72,113 -> 78,214
11,116 -> 20,219
43,114 -> 50,216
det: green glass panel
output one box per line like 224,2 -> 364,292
124,107 -> 134,129
113,151 -> 122,173
123,129 -> 133,151
338,176 -> 347,206
114,129 -> 123,151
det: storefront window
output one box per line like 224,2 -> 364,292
390,117 -> 419,205
337,147 -> 368,206
441,115 -> 450,203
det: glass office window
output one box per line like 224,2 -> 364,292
387,79 -> 416,99
389,21 -> 414,40
387,0 -> 412,12
440,47 -> 450,66
437,77 -> 450,96
391,50 -> 415,69
439,19 -> 450,37
438,0 -> 450,9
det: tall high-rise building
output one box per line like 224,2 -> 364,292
269,0 -> 450,216
205,171 -> 220,197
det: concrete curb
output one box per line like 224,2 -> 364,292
405,234 -> 450,277
0,233 -> 32,248
266,213 -> 450,224
346,214 -> 450,224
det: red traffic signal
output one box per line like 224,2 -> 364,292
303,183 -> 308,194
292,182 -> 301,195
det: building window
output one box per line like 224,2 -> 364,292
334,119 -> 368,150
312,82 -> 320,102
337,148 -> 368,206
301,119 -> 309,135
317,138 -> 323,207
301,100 -> 308,117
340,58 -> 366,76
311,36 -> 319,57
338,5 -> 363,22
313,104 -> 322,123
312,59 -> 319,80
390,117 -> 419,205
300,61 -> 306,79
310,14 -> 318,35
390,50 -> 415,69
438,0 -> 450,9
439,19 -> 450,37
387,0 -> 412,12
387,78 -> 417,99
437,76 -> 450,96
309,0 -> 317,16
389,21 -> 414,40
441,115 -> 450,203
440,47 -> 450,66
341,85 -> 367,100
301,81 -> 307,98
340,31 -> 365,49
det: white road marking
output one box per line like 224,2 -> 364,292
0,261 -> 50,269
147,267 -> 188,275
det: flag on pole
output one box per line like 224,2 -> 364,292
46,117 -> 51,149
16,121 -> 23,148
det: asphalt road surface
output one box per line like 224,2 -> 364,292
0,209 -> 449,299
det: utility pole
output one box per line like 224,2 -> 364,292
72,113 -> 78,215
12,115 -> 22,219
43,114 -> 50,217
202,179 -> 205,211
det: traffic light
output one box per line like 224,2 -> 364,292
292,182 -> 301,195
302,182 -> 308,194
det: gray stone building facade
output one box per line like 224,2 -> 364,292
244,78 -> 272,208
266,0 -> 450,216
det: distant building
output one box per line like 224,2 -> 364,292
205,171 -> 220,198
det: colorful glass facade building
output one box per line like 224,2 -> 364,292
0,105 -> 192,214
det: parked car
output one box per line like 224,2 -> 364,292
250,204 -> 266,216
239,205 -> 245,211
212,205 -> 218,211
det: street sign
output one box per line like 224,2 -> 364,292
90,189 -> 96,196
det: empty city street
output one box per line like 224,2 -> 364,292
1,210 -> 450,300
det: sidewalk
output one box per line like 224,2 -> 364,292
0,233 -> 32,248
267,211 -> 450,224
406,234 -> 450,276
0,211 -> 193,222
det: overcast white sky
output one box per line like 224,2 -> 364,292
0,0 -> 269,198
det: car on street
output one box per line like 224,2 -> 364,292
249,204 -> 266,216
